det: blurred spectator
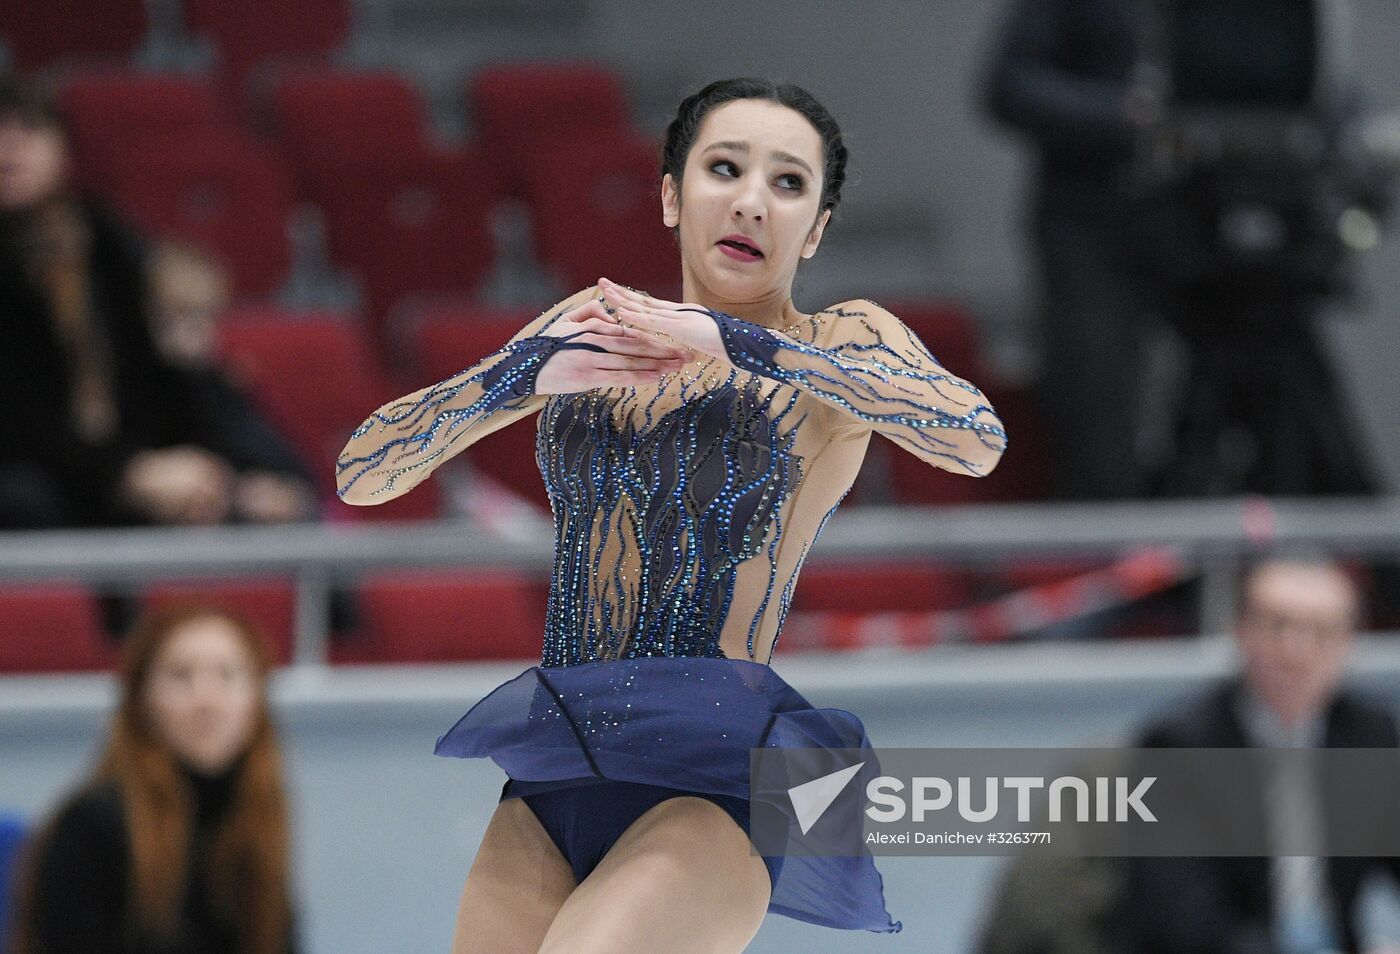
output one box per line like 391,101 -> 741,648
1120,553 -> 1400,953
981,0 -> 1396,499
9,606 -> 299,954
0,77 -> 314,529
148,241 -> 233,369
148,242 -> 316,524
976,819 -> 1124,954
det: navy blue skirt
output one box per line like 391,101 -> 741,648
435,655 -> 902,934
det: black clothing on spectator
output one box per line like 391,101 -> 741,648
22,764 -> 298,954
0,195 -> 307,529
1119,677 -> 1400,954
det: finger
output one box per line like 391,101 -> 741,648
609,328 -> 687,352
641,291 -> 684,310
603,279 -> 681,311
600,281 -> 649,308
590,353 -> 685,371
618,307 -> 671,328
577,315 -> 628,335
566,331 -> 668,355
618,313 -> 689,349
572,298 -> 621,324
592,336 -> 687,359
606,369 -> 670,387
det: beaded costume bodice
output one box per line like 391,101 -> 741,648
337,286 -> 1006,667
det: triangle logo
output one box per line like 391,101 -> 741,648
788,761 -> 866,835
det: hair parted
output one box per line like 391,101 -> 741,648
660,77 -> 849,227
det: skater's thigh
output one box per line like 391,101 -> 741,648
451,796 -> 577,954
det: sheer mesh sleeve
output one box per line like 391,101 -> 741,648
703,299 -> 1008,476
336,286 -> 599,504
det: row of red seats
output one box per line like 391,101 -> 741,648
54,63 -> 678,337
0,573 -> 543,671
0,562 -> 995,673
214,300 -> 1049,521
3,0 -> 351,96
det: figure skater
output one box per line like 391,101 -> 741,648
336,77 -> 1007,953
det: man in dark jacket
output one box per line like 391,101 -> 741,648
1120,554 -> 1400,953
981,0 -> 1391,500
0,77 -> 313,528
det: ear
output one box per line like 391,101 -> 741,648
800,208 -> 831,259
661,172 -> 680,228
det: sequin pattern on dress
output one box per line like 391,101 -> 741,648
335,290 -> 1007,667
536,365 -> 805,666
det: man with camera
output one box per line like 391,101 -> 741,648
981,0 -> 1397,500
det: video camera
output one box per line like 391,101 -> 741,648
1118,102 -> 1400,296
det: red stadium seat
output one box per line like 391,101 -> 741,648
883,300 -> 988,384
106,132 -> 296,297
1,0 -> 147,73
875,300 -> 1048,505
408,303 -> 551,510
141,578 -> 297,665
334,570 -> 544,663
306,146 -> 498,331
467,61 -> 632,196
778,562 -> 974,652
790,563 -> 972,614
270,69 -> 431,174
977,383 -> 1051,502
885,443 -> 993,507
216,307 -> 442,521
523,133 -> 681,298
184,0 -> 352,97
58,72 -> 232,192
0,584 -> 112,673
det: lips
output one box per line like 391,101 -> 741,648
717,234 -> 763,258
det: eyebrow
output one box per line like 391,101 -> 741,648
701,140 -> 815,177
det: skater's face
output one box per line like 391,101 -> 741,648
661,99 -> 829,300
1234,560 -> 1358,730
143,614 -> 262,774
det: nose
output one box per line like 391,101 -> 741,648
731,176 -> 766,224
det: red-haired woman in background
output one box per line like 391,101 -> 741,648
10,607 -> 298,954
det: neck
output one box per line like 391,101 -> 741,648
681,266 -> 800,329
1241,681 -> 1323,737
178,756 -> 240,826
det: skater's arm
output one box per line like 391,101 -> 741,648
335,287 -> 594,505
709,299 -> 1007,476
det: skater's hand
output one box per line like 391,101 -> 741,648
598,277 -> 728,361
533,291 -> 693,394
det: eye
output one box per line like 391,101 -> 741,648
709,159 -> 739,177
777,173 -> 805,192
